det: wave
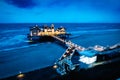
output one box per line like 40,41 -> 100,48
69,29 -> 120,40
0,44 -> 39,52
1,29 -> 27,33
0,35 -> 26,46
70,29 -> 120,35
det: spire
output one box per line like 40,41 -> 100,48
51,24 -> 54,29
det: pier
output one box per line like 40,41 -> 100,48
28,24 -> 70,41
28,24 -> 90,75
28,24 -> 120,76
52,34 -> 120,75
51,35 -> 85,51
0,23 -> 120,80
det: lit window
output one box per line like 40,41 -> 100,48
79,55 -> 97,64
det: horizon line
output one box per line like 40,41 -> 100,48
0,22 -> 120,24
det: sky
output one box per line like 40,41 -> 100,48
0,0 -> 120,23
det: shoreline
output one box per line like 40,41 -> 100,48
0,23 -> 120,80
1,58 -> 120,80
1,66 -> 59,80
0,43 -> 65,79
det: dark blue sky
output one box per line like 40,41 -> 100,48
0,0 -> 120,23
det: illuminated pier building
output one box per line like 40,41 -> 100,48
27,24 -> 120,76
28,24 -> 70,41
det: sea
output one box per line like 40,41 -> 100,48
0,23 -> 120,79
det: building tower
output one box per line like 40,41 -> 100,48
51,24 -> 54,33
30,28 -> 33,36
44,24 -> 48,32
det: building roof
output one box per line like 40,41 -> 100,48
78,50 -> 98,57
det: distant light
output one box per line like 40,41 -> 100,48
70,53 -> 73,56
17,71 -> 25,79
53,65 -> 58,69
63,54 -> 66,57
79,55 -> 97,64
17,74 -> 24,78
33,33 -> 36,35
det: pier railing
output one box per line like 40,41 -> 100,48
51,35 -> 85,51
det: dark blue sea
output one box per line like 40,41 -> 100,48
0,23 -> 120,79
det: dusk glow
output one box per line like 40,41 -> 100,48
0,1 -> 120,79
0,0 -> 120,23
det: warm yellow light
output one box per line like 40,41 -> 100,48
53,65 -> 58,69
17,73 -> 25,79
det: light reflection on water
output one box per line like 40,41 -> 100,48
0,23 -> 120,79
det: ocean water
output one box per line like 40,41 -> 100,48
0,23 -> 120,79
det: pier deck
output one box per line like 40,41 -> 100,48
28,24 -> 120,76
51,35 -> 120,75
51,35 -> 85,51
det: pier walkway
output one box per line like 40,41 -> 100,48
51,35 -> 85,51
51,35 -> 86,75
51,35 -> 120,75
